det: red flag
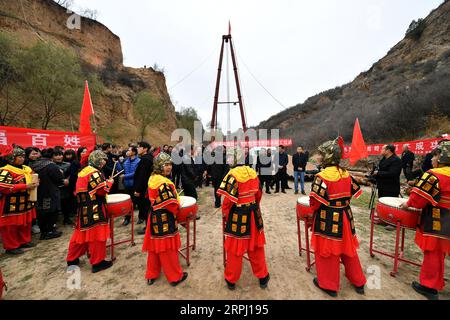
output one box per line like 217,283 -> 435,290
348,118 -> 368,166
79,81 -> 95,135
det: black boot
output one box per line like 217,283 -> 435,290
20,242 -> 36,249
411,281 -> 439,300
92,260 -> 113,273
122,216 -> 131,226
225,279 -> 236,291
67,258 -> 80,266
259,274 -> 270,289
170,272 -> 188,286
147,279 -> 156,286
354,284 -> 365,295
41,231 -> 63,240
313,277 -> 337,297
5,248 -> 24,255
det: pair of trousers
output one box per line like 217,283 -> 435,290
420,250 -> 446,291
146,250 -> 183,283
259,175 -> 271,193
66,240 -> 107,266
315,253 -> 366,292
0,224 -> 32,250
37,210 -> 58,234
294,171 -> 305,193
275,167 -> 287,192
213,179 -> 222,207
224,246 -> 269,284
182,182 -> 198,200
137,196 -> 151,222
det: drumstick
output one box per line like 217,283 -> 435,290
178,189 -> 184,195
111,170 -> 124,180
110,161 -> 117,179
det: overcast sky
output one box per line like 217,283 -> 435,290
71,0 -> 442,131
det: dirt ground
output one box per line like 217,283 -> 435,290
1,183 -> 449,300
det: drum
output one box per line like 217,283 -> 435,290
376,197 -> 421,229
106,194 -> 133,217
296,196 -> 314,220
178,196 -> 198,223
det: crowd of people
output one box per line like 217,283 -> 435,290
0,137 -> 448,300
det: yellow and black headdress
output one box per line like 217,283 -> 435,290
153,152 -> 173,174
88,150 -> 108,169
2,146 -> 25,165
317,137 -> 344,167
437,140 -> 450,165
226,147 -> 245,168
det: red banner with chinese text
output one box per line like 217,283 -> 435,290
343,137 -> 445,156
0,126 -> 96,150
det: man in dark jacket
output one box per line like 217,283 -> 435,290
194,147 -> 206,188
422,152 -> 434,173
292,146 -> 308,195
52,149 -> 73,225
134,141 -> 153,234
401,145 -> 415,181
181,146 -> 198,201
30,148 -> 67,240
256,148 -> 272,194
374,144 -> 403,198
275,145 -> 289,193
101,143 -> 119,193
209,146 -> 229,208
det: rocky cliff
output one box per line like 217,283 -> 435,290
258,0 -> 450,149
0,0 -> 178,146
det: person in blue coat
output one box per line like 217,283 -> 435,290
117,146 -> 140,226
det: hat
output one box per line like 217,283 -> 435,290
88,150 -> 108,168
226,147 -> 245,168
1,146 -> 25,165
153,152 -> 173,174
437,140 -> 450,165
317,137 -> 344,167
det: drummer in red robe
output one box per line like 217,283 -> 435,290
66,150 -> 115,273
401,140 -> 450,300
0,146 -> 39,255
217,148 -> 270,290
142,152 -> 188,286
309,137 -> 366,297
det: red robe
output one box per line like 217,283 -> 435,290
142,174 -> 183,283
309,166 -> 366,292
217,166 -> 269,284
66,166 -> 112,265
0,164 -> 36,250
406,167 -> 450,291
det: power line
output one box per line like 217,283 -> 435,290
169,48 -> 217,91
234,44 -> 288,110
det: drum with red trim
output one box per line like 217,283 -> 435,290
178,196 -> 198,223
106,194 -> 133,218
296,196 -> 314,220
376,197 -> 421,229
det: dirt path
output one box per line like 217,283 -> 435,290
1,183 -> 449,300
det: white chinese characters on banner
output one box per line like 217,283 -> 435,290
416,142 -> 424,151
27,133 -> 49,147
0,131 -> 7,146
64,135 -> 81,148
